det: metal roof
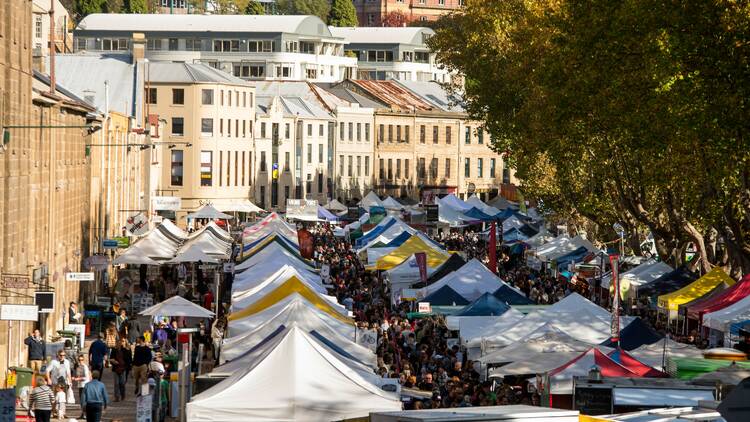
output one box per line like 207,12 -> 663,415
316,83 -> 386,109
329,26 -> 435,47
392,80 -> 466,113
254,81 -> 334,119
350,80 -> 434,111
52,53 -> 138,116
76,14 -> 337,39
147,62 -> 251,85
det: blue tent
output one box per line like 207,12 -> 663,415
422,285 -> 470,306
455,292 -> 511,316
493,285 -> 534,305
555,246 -> 591,270
354,218 -> 397,248
636,266 -> 699,298
503,227 -> 529,243
462,207 -> 497,222
600,317 -> 663,351
494,208 -> 532,222
317,206 -> 339,222
382,231 -> 413,248
242,232 -> 298,253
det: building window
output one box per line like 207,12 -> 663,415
168,38 -> 179,51
464,158 -> 470,177
415,51 -> 430,63
478,130 -> 484,144
318,174 -> 323,193
357,156 -> 362,176
76,37 -> 87,51
420,125 -> 426,143
248,40 -> 274,52
478,158 -> 483,178
219,151 -> 223,186
396,159 -> 401,179
307,124 -> 313,137
396,125 -> 401,142
339,122 -> 345,141
285,41 -> 298,53
319,124 -> 324,137
200,151 -> 213,186
418,158 -> 426,179
300,41 -> 316,54
319,144 -> 324,163
226,151 -> 232,186
503,161 -> 511,184
367,14 -> 375,25
233,63 -> 265,79
356,123 -> 362,141
185,38 -> 201,51
387,159 -> 393,180
307,144 -> 312,163
170,150 -> 183,186
348,123 -> 354,140
35,16 -> 42,39
261,122 -> 266,138
366,50 -> 394,62
339,155 -> 345,176
260,186 -> 266,209
490,158 -> 496,178
172,89 -> 184,105
365,123 -> 370,142
378,124 -> 384,143
260,151 -> 267,172
275,65 -> 293,78
219,119 -> 223,136
405,125 -> 410,143
171,117 -> 184,136
465,126 -> 471,144
242,152 -> 246,185
147,39 -> 163,51
430,158 -> 438,179
403,51 -> 413,62
439,0 -> 445,5
285,123 -> 291,139
433,126 -> 439,144
388,125 -> 393,142
285,152 -> 291,171
445,158 -> 451,178
446,127 -> 452,144
201,118 -> 213,136
100,38 -> 129,51
202,89 -> 214,105
348,156 -> 353,177
365,156 -> 370,176
146,88 -> 157,104
405,159 -> 410,179
379,159 -> 384,179
306,174 -> 312,195
213,39 -> 240,52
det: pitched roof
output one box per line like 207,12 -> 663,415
392,80 -> 466,112
350,80 -> 434,112
147,62 -> 250,85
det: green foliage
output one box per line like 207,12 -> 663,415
276,0 -> 330,21
429,0 -> 750,273
124,0 -> 147,12
328,0 -> 358,27
75,0 -> 107,16
245,0 -> 265,14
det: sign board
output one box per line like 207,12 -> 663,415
347,206 -> 359,220
0,304 -> 38,321
95,296 -> 112,308
34,292 -> 55,314
355,328 -> 378,353
223,263 -> 235,274
574,386 -> 612,415
286,199 -> 318,220
0,388 -> 15,422
320,264 -> 330,281
425,204 -> 439,222
113,236 -> 130,248
136,392 -> 153,422
401,289 -> 418,301
65,272 -> 94,282
102,239 -> 119,249
1,275 -> 29,289
126,212 -> 149,236
152,196 -> 182,211
418,302 -> 431,314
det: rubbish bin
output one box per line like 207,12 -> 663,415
10,366 -> 34,398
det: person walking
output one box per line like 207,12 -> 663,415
45,350 -> 71,389
72,355 -> 91,419
110,338 -> 132,401
81,370 -> 108,422
132,336 -> 152,394
88,333 -> 108,380
29,376 -> 54,422
24,330 -> 46,374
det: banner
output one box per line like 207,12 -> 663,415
488,221 -> 498,274
608,254 -> 620,343
414,252 -> 427,283
152,196 -> 181,211
126,212 -> 149,236
286,199 -> 318,221
355,328 -> 378,352
298,228 -> 314,259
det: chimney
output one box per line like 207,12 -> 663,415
131,32 -> 146,62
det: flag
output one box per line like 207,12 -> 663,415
298,228 -> 314,259
488,221 -> 498,274
414,252 -> 427,283
608,254 -> 620,344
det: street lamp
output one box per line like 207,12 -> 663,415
613,222 -> 625,256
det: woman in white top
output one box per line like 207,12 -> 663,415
72,355 -> 91,419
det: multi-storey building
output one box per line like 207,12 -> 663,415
31,0 -> 72,71
145,61 -> 257,221
330,26 -> 449,83
1,0 -> 99,385
353,0 -> 464,27
73,14 -> 357,83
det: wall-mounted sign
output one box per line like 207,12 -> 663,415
126,212 -> 149,236
102,239 -> 119,249
113,236 -> 130,248
65,272 -> 95,282
1,275 -> 29,289
34,292 -> 55,314
152,196 -> 182,211
0,304 -> 38,321
425,204 -> 439,222
418,302 -> 431,313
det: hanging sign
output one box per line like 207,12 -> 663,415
126,213 -> 149,236
65,272 -> 95,282
0,304 -> 38,321
152,196 -> 182,211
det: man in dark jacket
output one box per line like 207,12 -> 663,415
24,329 -> 45,374
132,336 -> 152,395
110,338 -> 132,401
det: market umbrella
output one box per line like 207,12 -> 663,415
140,295 -> 214,318
185,204 -> 234,220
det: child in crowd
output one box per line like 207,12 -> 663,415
54,384 -> 66,420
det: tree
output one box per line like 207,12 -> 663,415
276,0 -> 330,21
245,0 -> 265,14
124,0 -> 147,12
75,0 -> 107,17
381,10 -> 408,27
328,0 -> 358,27
428,0 -> 750,275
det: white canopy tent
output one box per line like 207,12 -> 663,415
381,196 -> 404,210
242,212 -> 298,245
214,200 -> 264,213
466,194 -> 502,216
324,199 -> 348,212
601,259 -> 673,290
231,266 -> 329,311
187,327 -> 401,422
359,191 -> 383,209
367,247 -> 397,264
185,204 -> 234,220
416,259 -> 514,302
502,215 -> 525,232
167,245 -> 220,264
112,252 -> 160,266
356,220 -> 417,252
703,294 -> 750,332
159,218 -> 188,240
534,235 -> 597,261
227,294 -> 354,339
233,261 -> 320,294
140,295 -> 214,318
439,193 -> 472,212
546,293 -> 611,321
235,242 -> 312,272
629,337 -> 704,370
454,309 -> 525,349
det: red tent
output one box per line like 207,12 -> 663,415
608,349 -> 668,377
686,274 -> 750,322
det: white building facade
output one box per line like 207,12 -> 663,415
73,14 -> 357,83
